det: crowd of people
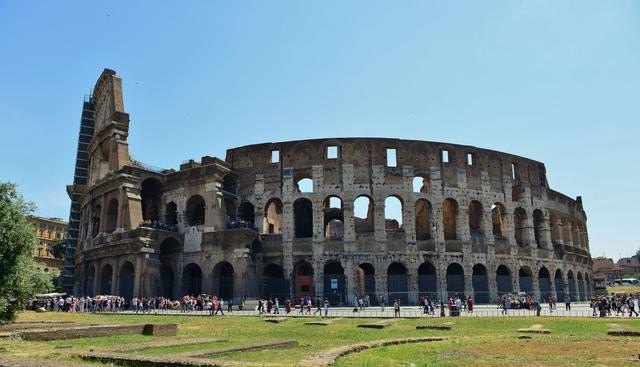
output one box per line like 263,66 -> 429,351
139,219 -> 178,232
591,294 -> 640,317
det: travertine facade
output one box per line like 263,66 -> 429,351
69,69 -> 593,304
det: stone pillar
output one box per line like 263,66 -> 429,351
531,271 -> 540,299
133,254 -> 143,297
403,198 -> 417,244
483,207 -> 494,246
314,260 -> 324,300
111,258 -> 120,296
487,259 -> 497,303
98,195 -> 107,233
542,211 -> 553,250
342,200 -> 355,242
344,257 -> 355,305
458,206 -> 470,242
408,265 -> 418,305
92,261 -> 100,296
549,273 -> 557,301
175,253 -> 184,297
374,200 -> 386,242
524,212 -> 536,247
282,201 -> 294,241
437,257 -> 448,300
312,197 -> 324,242
375,262 -> 387,305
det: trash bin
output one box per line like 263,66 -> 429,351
449,305 -> 460,317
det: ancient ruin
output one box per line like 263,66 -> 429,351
64,69 -> 593,305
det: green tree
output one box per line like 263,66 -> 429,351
50,239 -> 65,260
0,182 -> 51,322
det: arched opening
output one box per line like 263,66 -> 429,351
237,202 -> 255,223
584,273 -> 592,299
85,265 -> 95,296
224,197 -> 236,222
118,262 -> 135,301
418,262 -> 437,299
491,203 -> 508,238
214,262 -> 234,300
294,261 -> 314,301
222,174 -> 238,194
185,195 -> 205,226
472,264 -> 489,303
384,196 -> 403,232
324,261 -> 346,305
577,272 -> 584,301
356,263 -> 376,305
262,264 -> 286,299
91,203 -> 101,237
567,270 -> 576,301
538,267 -> 551,301
514,208 -> 528,247
99,264 -> 113,295
468,200 -> 484,241
160,265 -> 174,298
533,209 -> 545,248
555,270 -> 565,302
354,195 -> 374,234
519,266 -> 533,294
294,198 -> 313,238
443,198 -> 458,240
140,178 -> 164,222
182,263 -> 202,296
165,202 -> 178,226
160,237 -> 182,255
296,177 -> 313,193
446,263 -> 465,297
387,262 -> 408,305
105,198 -> 118,233
412,176 -> 429,193
496,265 -> 512,296
415,199 -> 432,240
323,196 -> 344,240
263,198 -> 283,234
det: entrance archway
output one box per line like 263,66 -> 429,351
100,264 -> 113,294
294,261 -> 314,301
418,262 -> 437,299
496,265 -> 512,296
214,262 -> 234,300
555,270 -> 565,301
356,263 -> 376,305
262,264 -> 287,299
387,262 -> 408,304
472,264 -> 489,303
324,261 -> 346,305
538,267 -> 551,301
446,263 -> 464,297
519,267 -> 533,294
118,262 -> 135,300
182,263 -> 202,295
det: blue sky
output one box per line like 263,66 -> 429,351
1,1 -> 638,260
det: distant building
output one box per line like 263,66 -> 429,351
592,255 -> 640,283
29,216 -> 67,274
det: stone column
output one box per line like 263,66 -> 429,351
531,271 -> 540,299
111,258 -> 120,296
374,200 -> 386,242
312,197 -> 324,242
487,260 -> 497,303
314,260 -> 324,300
482,207 -> 494,246
458,206 -> 470,242
403,199 -> 417,244
549,273 -> 557,301
344,256 -> 355,305
282,201 -> 294,241
133,254 -> 143,297
342,200 -> 355,242
408,265 -> 418,305
542,211 -> 553,250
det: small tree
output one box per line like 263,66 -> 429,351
51,239 -> 65,260
0,182 -> 51,322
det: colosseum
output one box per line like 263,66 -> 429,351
62,69 -> 593,305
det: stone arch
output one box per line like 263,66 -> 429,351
164,201 -> 178,226
105,198 -> 118,233
263,198 -> 283,234
491,203 -> 508,238
323,196 -> 344,240
99,263 -> 113,294
159,264 -> 174,298
567,270 -> 577,301
412,175 -> 429,193
85,265 -> 96,296
387,262 -> 408,305
514,207 -> 528,247
324,261 -> 346,305
296,177 -> 314,193
418,261 -> 437,299
294,261 -> 314,301
496,265 -> 512,296
384,196 -> 403,232
185,195 -> 205,226
222,174 -> 238,194
415,199 -> 432,240
443,198 -> 459,240
237,202 -> 255,226
533,209 -> 545,248
446,263 -> 464,297
140,177 -> 164,222
262,263 -> 286,299
354,195 -> 374,234
468,200 -> 484,241
555,269 -> 565,301
160,237 -> 182,255
584,273 -> 592,299
472,264 -> 489,303
577,271 -> 584,301
118,261 -> 135,301
356,263 -> 376,304
519,266 -> 533,294
213,261 -> 234,300
182,263 -> 202,296
224,197 -> 236,221
538,267 -> 551,301
294,198 -> 313,238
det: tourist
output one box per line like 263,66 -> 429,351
274,298 -> 280,314
393,299 -> 400,318
313,296 -> 322,316
564,295 -> 571,311
323,298 -> 329,317
466,296 -> 473,313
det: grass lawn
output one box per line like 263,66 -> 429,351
1,312 -> 639,366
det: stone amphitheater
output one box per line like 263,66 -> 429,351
63,69 -> 593,306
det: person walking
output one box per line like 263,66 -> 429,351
393,299 -> 400,318
313,296 -> 322,316
323,298 -> 330,317
565,295 -> 571,311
